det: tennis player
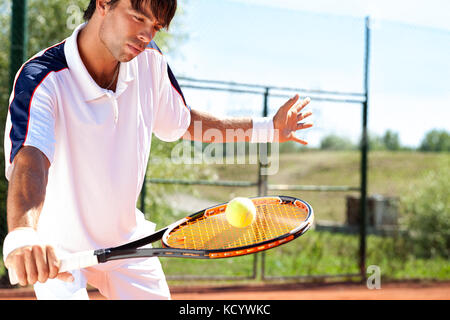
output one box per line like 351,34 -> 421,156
2,0 -> 312,299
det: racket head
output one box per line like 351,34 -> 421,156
162,195 -> 314,259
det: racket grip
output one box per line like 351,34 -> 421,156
8,250 -> 99,285
59,250 -> 99,272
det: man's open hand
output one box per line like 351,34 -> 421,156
273,95 -> 313,144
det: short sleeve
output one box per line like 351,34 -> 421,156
153,60 -> 191,142
4,66 -> 56,180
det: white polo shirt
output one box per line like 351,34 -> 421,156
4,24 -> 191,254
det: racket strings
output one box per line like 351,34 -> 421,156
166,201 -> 309,250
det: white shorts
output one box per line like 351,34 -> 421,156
33,257 -> 171,300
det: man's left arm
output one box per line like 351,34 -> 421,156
183,95 -> 313,144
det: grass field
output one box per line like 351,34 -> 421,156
146,150 -> 449,282
158,230 -> 450,282
149,150 -> 449,223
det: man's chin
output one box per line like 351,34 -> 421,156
117,53 -> 139,62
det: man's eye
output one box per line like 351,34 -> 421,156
134,15 -> 144,22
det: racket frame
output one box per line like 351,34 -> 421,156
96,195 -> 313,263
160,195 -> 314,259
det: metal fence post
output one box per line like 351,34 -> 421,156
140,175 -> 147,213
259,87 -> 270,280
359,16 -> 371,281
9,0 -> 28,91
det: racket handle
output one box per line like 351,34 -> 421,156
8,250 -> 99,285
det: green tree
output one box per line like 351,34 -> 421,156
367,133 -> 385,151
382,130 -> 400,151
320,134 -> 355,151
419,129 -> 450,152
402,167 -> 450,258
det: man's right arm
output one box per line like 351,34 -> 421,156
7,146 -> 49,230
4,146 -> 72,286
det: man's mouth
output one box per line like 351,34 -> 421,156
127,43 -> 144,55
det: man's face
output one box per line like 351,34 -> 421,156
99,0 -> 163,62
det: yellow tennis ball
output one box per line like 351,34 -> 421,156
225,197 -> 256,228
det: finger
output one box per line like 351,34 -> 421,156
32,245 -> 49,283
281,94 -> 300,111
46,245 -> 60,279
24,247 -> 38,285
297,122 -> 313,130
45,246 -> 74,283
297,111 -> 312,121
56,272 -> 75,283
293,97 -> 311,113
9,254 -> 27,286
289,134 -> 308,145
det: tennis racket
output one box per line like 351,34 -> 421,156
9,195 -> 313,285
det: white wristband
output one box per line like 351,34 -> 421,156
251,117 -> 274,143
2,228 -> 41,263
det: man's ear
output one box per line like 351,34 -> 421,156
96,0 -> 110,16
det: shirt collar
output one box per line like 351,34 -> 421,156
65,23 -> 136,102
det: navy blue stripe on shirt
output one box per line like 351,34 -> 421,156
147,40 -> 162,54
8,41 -> 68,164
147,40 -> 189,109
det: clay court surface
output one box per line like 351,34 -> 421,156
0,281 -> 449,300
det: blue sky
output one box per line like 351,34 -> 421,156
166,0 -> 450,148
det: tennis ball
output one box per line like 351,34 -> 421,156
225,197 -> 256,228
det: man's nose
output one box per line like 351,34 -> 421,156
137,29 -> 156,43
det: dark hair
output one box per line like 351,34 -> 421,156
83,0 -> 177,29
